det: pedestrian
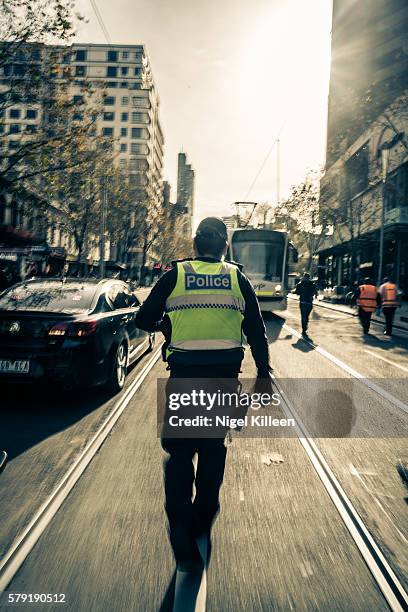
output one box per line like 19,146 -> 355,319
135,216 -> 272,574
293,272 -> 318,337
354,277 -> 380,335
378,276 -> 400,336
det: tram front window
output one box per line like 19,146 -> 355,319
232,241 -> 283,281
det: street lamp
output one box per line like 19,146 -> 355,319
377,131 -> 404,286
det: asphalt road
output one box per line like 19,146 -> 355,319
0,293 -> 407,611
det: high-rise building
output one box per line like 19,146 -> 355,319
326,0 -> 408,166
318,0 -> 408,292
0,43 -> 164,271
176,152 -> 195,237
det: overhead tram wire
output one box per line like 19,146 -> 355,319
241,121 -> 286,227
89,0 -> 112,45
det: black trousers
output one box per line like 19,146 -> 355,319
358,307 -> 372,333
300,302 -> 313,333
383,307 -> 397,335
161,363 -> 240,565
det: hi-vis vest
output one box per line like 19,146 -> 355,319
357,284 -> 377,312
165,260 -> 245,356
381,282 -> 399,308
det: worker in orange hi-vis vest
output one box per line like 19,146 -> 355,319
354,277 -> 380,335
379,276 -> 400,336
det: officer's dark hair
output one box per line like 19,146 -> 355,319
194,232 -> 226,258
194,217 -> 228,258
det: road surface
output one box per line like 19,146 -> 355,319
0,294 -> 407,611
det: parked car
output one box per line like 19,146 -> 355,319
0,278 -> 155,392
322,285 -> 349,304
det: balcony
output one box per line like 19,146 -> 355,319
385,207 -> 408,226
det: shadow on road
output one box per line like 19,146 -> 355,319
291,338 -> 316,353
0,383 -> 112,461
263,313 -> 285,344
0,356 -> 145,461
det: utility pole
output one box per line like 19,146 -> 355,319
377,131 -> 404,286
99,179 -> 107,278
276,138 -> 280,206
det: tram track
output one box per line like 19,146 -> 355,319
273,376 -> 408,612
0,347 -> 162,592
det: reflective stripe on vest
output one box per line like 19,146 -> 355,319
382,283 -> 399,308
357,284 -> 377,312
165,260 -> 245,354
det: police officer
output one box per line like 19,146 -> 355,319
135,217 -> 272,573
379,276 -> 400,336
354,277 -> 380,335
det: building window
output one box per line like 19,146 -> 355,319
121,112 -> 128,121
385,163 -> 408,212
119,158 -> 127,169
107,82 -> 118,88
130,83 -> 141,90
0,124 -> 3,134
345,143 -> 369,200
131,112 -> 142,122
73,95 -> 84,105
135,51 -> 143,60
134,67 -> 141,76
26,109 -> 37,119
131,143 -> 141,154
120,127 -> 127,137
103,112 -> 115,121
103,127 -> 114,137
26,124 -> 37,134
75,50 -> 87,61
132,97 -> 144,107
121,67 -> 129,76
107,66 -> 117,77
131,128 -> 142,139
10,108 -> 20,119
108,50 -> 118,62
9,140 -> 19,149
75,65 -> 87,77
122,51 -> 129,59
120,82 -> 128,89
9,124 -> 21,134
121,96 -> 129,106
120,143 -> 127,152
104,96 -> 115,106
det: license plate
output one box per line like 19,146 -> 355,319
0,360 -> 30,374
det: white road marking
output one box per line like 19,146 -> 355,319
364,349 -> 408,374
239,489 -> 245,502
282,322 -> 408,416
0,348 -> 162,592
349,465 -> 408,546
274,380 -> 408,611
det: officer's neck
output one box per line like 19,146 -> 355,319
194,254 -> 223,261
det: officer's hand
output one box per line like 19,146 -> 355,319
253,372 -> 274,400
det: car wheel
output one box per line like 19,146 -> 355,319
107,342 -> 128,394
148,332 -> 155,352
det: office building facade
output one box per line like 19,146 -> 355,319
318,0 -> 408,291
0,42 -> 164,272
176,152 -> 195,237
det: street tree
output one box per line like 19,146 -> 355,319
0,0 -> 96,199
275,168 -> 327,274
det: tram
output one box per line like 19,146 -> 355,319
227,228 -> 297,312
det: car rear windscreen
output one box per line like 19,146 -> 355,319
0,283 -> 97,312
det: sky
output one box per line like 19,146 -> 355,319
75,0 -> 333,225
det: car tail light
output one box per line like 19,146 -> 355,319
48,320 -> 98,337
